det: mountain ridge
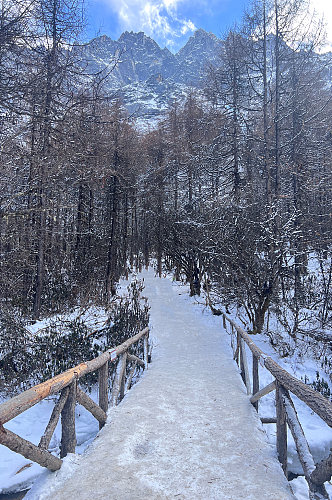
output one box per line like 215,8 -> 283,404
77,29 -> 331,125
76,29 -> 222,123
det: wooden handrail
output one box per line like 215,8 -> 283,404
221,310 -> 332,498
0,327 -> 149,425
222,312 -> 332,427
0,327 -> 149,472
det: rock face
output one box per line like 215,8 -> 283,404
76,30 -> 222,122
77,30 -> 332,124
176,29 -> 221,84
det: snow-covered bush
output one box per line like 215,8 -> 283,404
0,279 -> 149,395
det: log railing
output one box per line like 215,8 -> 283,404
0,327 -> 149,471
221,312 -> 332,500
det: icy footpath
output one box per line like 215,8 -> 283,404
27,270 -> 294,500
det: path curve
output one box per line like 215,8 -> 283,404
27,270 -> 295,499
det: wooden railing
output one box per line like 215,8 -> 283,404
0,327 -> 149,471
221,312 -> 332,500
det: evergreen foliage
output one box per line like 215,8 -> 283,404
0,280 -> 149,395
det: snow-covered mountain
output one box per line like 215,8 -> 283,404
76,30 -> 332,125
76,30 -> 222,122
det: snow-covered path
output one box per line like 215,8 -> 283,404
27,270 -> 294,499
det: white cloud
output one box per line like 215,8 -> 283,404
102,0 -> 196,46
180,19 -> 196,35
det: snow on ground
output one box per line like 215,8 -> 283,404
25,269 -> 294,500
25,307 -> 110,338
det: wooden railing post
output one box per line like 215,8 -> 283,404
98,361 -> 109,429
239,339 -> 251,394
230,323 -> 235,350
120,365 -> 126,401
234,332 -> 240,365
252,354 -> 259,411
144,334 -> 149,370
39,387 -> 69,450
276,381 -> 287,475
60,381 -> 77,458
111,352 -> 127,406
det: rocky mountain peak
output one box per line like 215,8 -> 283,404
194,28 -> 218,41
177,28 -> 221,58
118,31 -> 160,51
175,29 -> 221,84
77,29 -> 222,122
119,31 -> 145,44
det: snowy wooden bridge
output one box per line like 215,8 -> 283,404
1,271 -> 332,499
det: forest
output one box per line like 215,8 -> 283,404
0,0 -> 331,394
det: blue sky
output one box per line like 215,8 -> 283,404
84,0 -> 251,52
84,0 -> 332,53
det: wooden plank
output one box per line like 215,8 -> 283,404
281,387 -> 329,499
111,352 -> 127,407
60,381 -> 76,458
250,380 -> 276,404
0,327 -> 149,425
252,354 -> 259,410
125,361 -> 137,392
221,312 -> 332,427
76,387 -> 107,425
240,339 -> 251,395
39,387 -> 69,450
127,353 -> 145,368
261,417 -> 277,424
144,334 -> 149,370
98,361 -> 108,429
0,425 -> 62,471
276,382 -> 287,475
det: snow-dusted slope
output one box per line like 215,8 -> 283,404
27,270 -> 294,500
75,30 -> 221,122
